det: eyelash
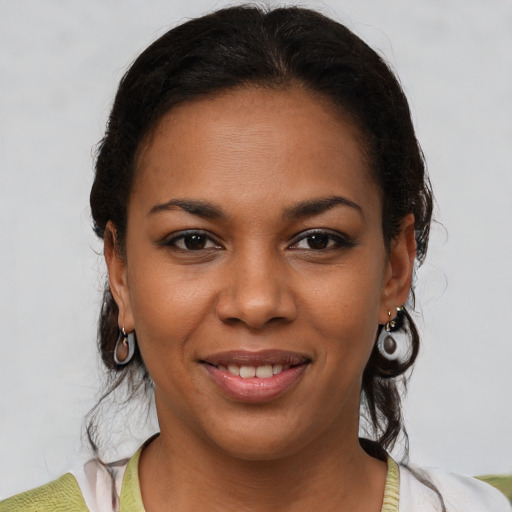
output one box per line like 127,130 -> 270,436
163,230 -> 222,251
162,229 -> 355,253
289,229 -> 355,251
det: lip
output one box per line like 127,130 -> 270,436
202,349 -> 309,367
200,349 -> 311,403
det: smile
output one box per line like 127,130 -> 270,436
200,350 -> 311,403
218,363 -> 287,378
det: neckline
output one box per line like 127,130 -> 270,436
382,457 -> 400,512
119,439 -> 400,512
118,437 -> 149,511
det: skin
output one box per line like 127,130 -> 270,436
106,86 -> 416,512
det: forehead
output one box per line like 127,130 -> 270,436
134,86 -> 379,217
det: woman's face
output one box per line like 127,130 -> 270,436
107,86 -> 414,460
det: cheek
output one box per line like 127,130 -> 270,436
303,262 -> 383,363
126,257 -> 217,361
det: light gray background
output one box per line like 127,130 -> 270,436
1,0 -> 511,498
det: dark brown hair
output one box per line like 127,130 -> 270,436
88,4 -> 433,462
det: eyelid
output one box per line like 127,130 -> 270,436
288,228 -> 355,250
158,228 -> 353,251
160,229 -> 223,250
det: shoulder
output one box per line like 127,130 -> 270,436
0,473 -> 89,512
0,438 -> 151,512
0,456 -> 130,512
399,464 -> 512,512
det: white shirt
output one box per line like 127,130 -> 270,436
71,455 -> 512,512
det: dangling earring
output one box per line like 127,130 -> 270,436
114,327 -> 136,365
377,307 -> 402,361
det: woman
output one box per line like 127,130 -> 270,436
1,5 -> 510,512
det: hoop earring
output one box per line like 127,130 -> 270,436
114,327 -> 136,365
377,308 -> 402,361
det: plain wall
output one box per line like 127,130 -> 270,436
1,0 -> 511,498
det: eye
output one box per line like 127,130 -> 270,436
298,233 -> 332,250
165,231 -> 221,251
289,230 -> 353,251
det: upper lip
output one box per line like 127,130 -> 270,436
201,349 -> 311,367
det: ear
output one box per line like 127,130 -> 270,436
379,214 -> 416,324
104,221 -> 134,332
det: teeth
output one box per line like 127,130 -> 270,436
272,364 -> 283,375
227,365 -> 239,376
240,366 -> 256,378
255,365 -> 273,378
221,364 -> 286,378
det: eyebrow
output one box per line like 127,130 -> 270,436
148,199 -> 225,219
283,196 -> 364,221
148,195 -> 363,221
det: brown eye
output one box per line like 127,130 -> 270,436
184,234 -> 207,250
289,230 -> 355,252
306,234 -> 330,250
164,231 -> 221,251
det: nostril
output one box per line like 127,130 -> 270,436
216,292 -> 297,328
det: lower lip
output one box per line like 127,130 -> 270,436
203,364 -> 309,403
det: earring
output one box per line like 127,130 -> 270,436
114,327 -> 136,365
377,307 -> 402,361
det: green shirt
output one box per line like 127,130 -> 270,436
0,451 -> 400,512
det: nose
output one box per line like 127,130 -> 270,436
216,250 -> 297,329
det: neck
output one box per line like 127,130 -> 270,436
138,414 -> 387,512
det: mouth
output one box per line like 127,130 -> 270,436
200,350 -> 311,403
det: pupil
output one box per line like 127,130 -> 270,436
185,235 -> 206,250
307,234 -> 329,249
